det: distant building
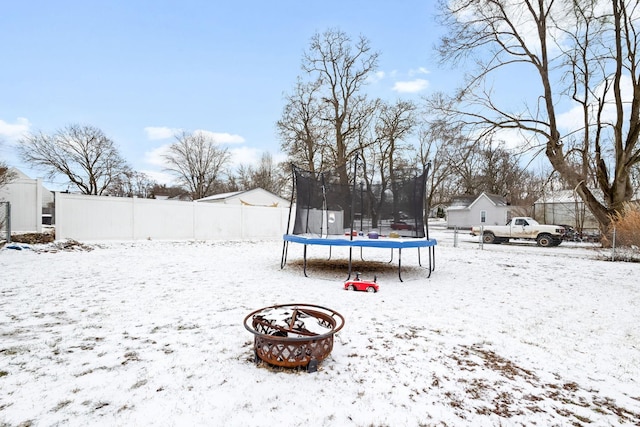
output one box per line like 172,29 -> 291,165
533,189 -> 602,229
196,188 -> 290,207
446,192 -> 510,229
0,168 -> 54,232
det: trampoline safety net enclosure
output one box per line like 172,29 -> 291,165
281,158 -> 437,281
290,163 -> 429,239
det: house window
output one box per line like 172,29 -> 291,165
480,210 -> 486,223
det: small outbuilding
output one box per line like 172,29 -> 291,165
446,192 -> 510,229
533,189 -> 601,230
195,188 -> 290,208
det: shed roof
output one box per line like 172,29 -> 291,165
195,188 -> 289,206
533,189 -> 605,204
197,191 -> 242,202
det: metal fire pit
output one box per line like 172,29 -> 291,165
244,303 -> 345,372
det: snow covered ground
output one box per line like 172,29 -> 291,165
1,226 -> 639,426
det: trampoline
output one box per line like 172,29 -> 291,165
281,234 -> 436,281
280,156 -> 437,281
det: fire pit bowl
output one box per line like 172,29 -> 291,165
244,303 -> 345,372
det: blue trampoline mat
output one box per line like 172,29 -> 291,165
283,234 -> 437,249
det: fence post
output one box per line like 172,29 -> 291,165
611,226 -> 616,261
4,202 -> 11,244
453,226 -> 458,248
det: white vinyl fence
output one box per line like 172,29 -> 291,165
0,177 -> 43,234
55,192 -> 291,241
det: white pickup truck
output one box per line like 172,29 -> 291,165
471,217 -> 566,247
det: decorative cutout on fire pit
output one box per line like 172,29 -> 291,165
243,303 -> 345,372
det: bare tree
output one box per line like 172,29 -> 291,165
163,131 -> 231,200
360,99 -> 418,226
18,124 -> 127,195
149,183 -> 191,200
0,139 -> 16,190
277,78 -> 330,174
436,0 -> 640,232
0,162 -> 16,191
106,167 -> 155,198
302,28 -> 380,186
418,127 -> 470,204
375,100 -> 418,187
475,141 -> 544,206
233,152 -> 287,196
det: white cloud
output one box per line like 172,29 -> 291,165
367,71 -> 385,84
0,117 -> 31,143
408,67 -> 430,76
144,126 -> 180,140
193,130 -> 245,144
392,79 -> 429,93
143,144 -> 171,167
272,151 -> 288,165
556,74 -> 634,136
140,169 -> 175,186
492,128 -> 529,150
229,146 -> 261,167
144,127 -> 245,145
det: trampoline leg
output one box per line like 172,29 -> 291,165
388,249 -> 394,264
432,246 -> 436,271
360,247 -> 365,261
430,246 -> 436,274
426,246 -> 434,279
346,247 -> 353,280
327,246 -> 332,261
417,247 -> 422,267
303,245 -> 308,277
280,241 -> 289,269
398,248 -> 403,282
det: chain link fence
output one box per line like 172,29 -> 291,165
0,201 -> 10,244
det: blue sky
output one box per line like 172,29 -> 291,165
0,1 -> 461,190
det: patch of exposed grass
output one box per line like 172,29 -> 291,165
11,232 -> 55,245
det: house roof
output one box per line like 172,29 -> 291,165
7,167 -> 52,192
447,195 -> 477,208
447,192 -> 508,211
9,167 -> 32,180
483,193 -> 509,206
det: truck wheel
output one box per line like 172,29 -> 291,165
482,232 -> 496,244
536,234 -> 553,247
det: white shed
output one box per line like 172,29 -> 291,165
446,192 -> 510,229
196,188 -> 290,207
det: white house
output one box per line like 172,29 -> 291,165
195,188 -> 290,207
446,192 -> 510,229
